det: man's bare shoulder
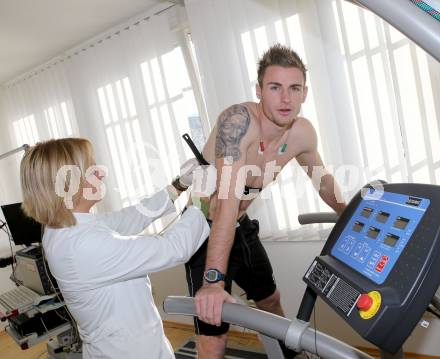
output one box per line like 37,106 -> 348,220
291,117 -> 317,137
218,102 -> 258,124
202,103 -> 258,162
216,103 -> 259,138
214,102 -> 259,161
289,117 -> 318,151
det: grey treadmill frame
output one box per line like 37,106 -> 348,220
347,0 -> 440,61
164,296 -> 374,359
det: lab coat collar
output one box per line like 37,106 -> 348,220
73,212 -> 96,224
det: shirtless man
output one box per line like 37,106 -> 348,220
184,44 -> 346,359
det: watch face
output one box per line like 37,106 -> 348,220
205,269 -> 218,281
204,269 -> 224,283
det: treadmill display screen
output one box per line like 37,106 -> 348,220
361,207 -> 373,218
393,217 -> 409,230
352,221 -> 364,233
376,211 -> 390,223
331,190 -> 429,284
384,233 -> 399,247
367,227 -> 380,239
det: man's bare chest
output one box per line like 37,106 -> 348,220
243,140 -> 302,188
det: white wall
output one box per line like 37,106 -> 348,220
0,90 -> 24,329
0,90 -> 23,205
152,239 -> 440,356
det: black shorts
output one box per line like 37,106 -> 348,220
185,214 -> 277,336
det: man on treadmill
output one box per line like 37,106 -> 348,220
183,44 -> 346,359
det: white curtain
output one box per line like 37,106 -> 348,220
1,60 -> 78,204
64,5 -> 205,218
185,0 -> 440,240
0,3 -> 206,234
1,0 -> 439,241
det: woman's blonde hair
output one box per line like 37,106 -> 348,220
20,138 -> 95,228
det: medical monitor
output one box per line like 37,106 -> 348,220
1,203 -> 43,246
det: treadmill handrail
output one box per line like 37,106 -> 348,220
163,296 -> 374,359
298,212 -> 339,225
164,296 -> 291,339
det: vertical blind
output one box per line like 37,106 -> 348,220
1,0 -> 439,241
185,0 -> 439,240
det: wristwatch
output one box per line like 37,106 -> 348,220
203,268 -> 226,284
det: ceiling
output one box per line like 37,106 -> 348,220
0,0 -> 175,85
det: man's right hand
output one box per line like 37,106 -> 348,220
194,284 -> 236,326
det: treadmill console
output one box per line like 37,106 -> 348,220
303,183 -> 440,353
331,190 -> 429,285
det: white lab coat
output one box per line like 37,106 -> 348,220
43,189 -> 209,359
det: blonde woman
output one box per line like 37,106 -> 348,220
20,138 -> 209,359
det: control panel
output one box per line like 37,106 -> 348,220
331,190 -> 429,285
303,183 -> 440,354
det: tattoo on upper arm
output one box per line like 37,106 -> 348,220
215,105 -> 251,161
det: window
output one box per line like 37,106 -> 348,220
97,45 -> 207,232
333,0 -> 440,184
44,101 -> 74,138
13,115 -> 39,146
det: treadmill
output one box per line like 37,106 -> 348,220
165,182 -> 440,358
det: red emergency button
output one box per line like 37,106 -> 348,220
359,291 -> 382,319
357,294 -> 373,311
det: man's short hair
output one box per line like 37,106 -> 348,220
257,44 -> 307,86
